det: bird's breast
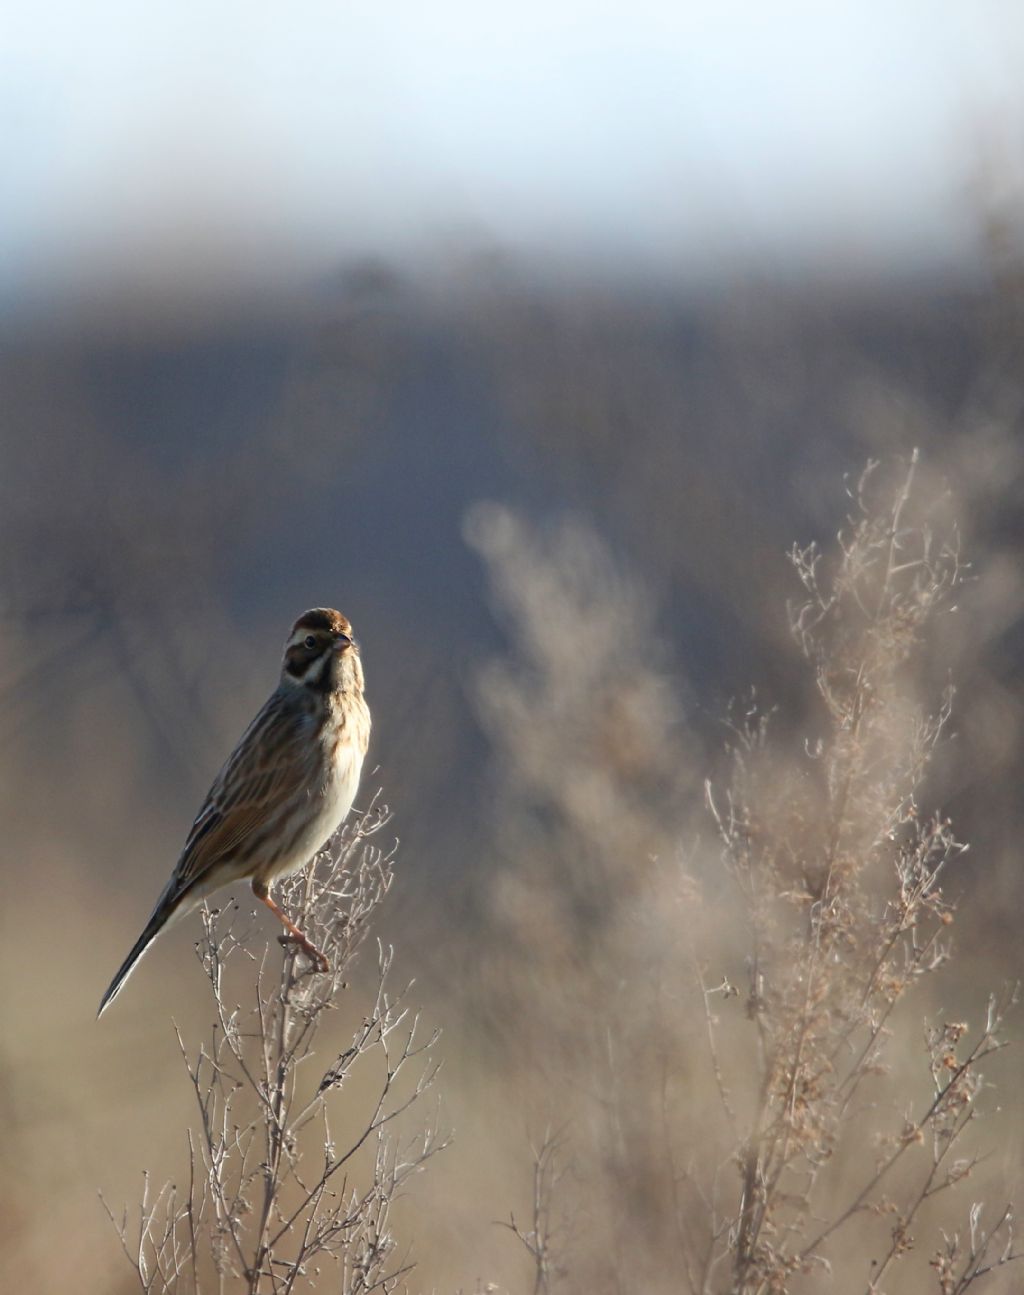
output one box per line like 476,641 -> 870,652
264,725 -> 367,885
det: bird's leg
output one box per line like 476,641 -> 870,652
251,878 -> 330,973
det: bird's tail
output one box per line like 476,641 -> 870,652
97,885 -> 185,1017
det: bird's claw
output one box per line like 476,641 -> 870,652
277,933 -> 331,973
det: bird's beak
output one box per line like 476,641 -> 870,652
335,635 -> 357,652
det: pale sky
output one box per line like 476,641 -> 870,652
3,1 -> 1023,309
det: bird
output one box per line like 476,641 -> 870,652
97,608 -> 371,1017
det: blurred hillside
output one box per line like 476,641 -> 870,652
2,254 -> 1024,1290
3,260 -> 1023,903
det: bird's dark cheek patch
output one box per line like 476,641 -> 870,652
285,649 -> 313,678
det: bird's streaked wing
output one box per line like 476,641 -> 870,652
169,692 -> 320,899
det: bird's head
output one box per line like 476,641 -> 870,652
281,608 -> 362,694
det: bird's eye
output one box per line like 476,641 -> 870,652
304,635 -> 317,649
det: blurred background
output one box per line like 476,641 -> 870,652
3,2 -> 1024,1290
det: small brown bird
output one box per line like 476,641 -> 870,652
98,608 -> 371,1017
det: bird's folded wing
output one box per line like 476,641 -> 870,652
170,707 -> 316,897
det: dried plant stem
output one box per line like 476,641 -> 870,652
104,797 -> 446,1294
682,457 -> 1021,1293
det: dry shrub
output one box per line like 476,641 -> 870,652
468,455 -> 1019,1295
464,501 -> 714,1290
695,453 -> 1018,1293
103,798 -> 444,1294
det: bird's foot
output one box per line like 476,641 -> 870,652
278,932 -> 331,973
